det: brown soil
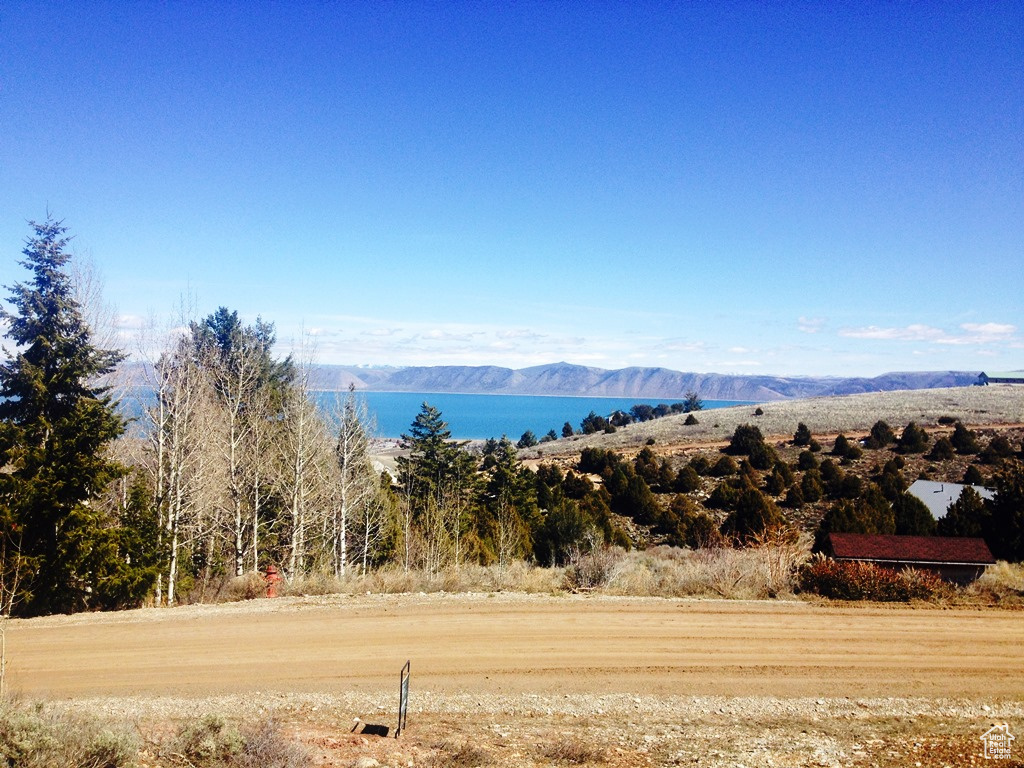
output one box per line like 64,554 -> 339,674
6,594 -> 1023,767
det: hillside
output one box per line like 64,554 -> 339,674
311,362 -> 980,400
112,360 -> 983,400
526,384 -> 1024,459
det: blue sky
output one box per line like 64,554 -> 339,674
1,2 -> 1021,376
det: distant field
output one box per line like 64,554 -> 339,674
527,385 -> 1024,458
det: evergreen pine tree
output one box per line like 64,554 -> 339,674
396,402 -> 476,513
950,422 -> 980,455
793,422 -> 812,447
0,219 -> 130,616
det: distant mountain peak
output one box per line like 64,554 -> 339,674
298,363 -> 980,401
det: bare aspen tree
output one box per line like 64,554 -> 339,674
332,387 -> 376,578
495,494 -> 525,569
190,310 -> 293,579
276,356 -> 336,577
149,334 -> 220,604
244,385 -> 274,573
398,482 -> 415,573
69,251 -> 123,363
196,326 -> 263,577
353,481 -> 395,576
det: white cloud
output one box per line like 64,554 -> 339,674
840,322 -> 1018,347
115,313 -> 147,330
496,329 -> 546,341
960,322 -> 1015,338
798,316 -> 826,334
419,329 -> 483,342
839,324 -> 946,341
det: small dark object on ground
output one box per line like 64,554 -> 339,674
355,721 -> 390,737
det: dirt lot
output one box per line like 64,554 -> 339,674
6,593 -> 1023,767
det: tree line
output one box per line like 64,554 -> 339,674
0,220 -> 637,615
2,220 -> 1022,618
516,393 -> 704,448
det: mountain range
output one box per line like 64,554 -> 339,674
303,363 -> 981,401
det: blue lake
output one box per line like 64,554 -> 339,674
121,387 -> 746,441
315,391 -> 747,440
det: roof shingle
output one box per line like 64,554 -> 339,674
828,533 -> 995,564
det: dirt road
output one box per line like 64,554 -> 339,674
7,593 -> 1022,701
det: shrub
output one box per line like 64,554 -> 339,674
673,464 -> 701,493
800,470 -> 824,503
705,478 -> 742,510
797,450 -> 818,471
783,484 -> 805,508
688,455 -> 711,475
798,556 -> 948,601
721,488 -> 784,544
708,455 -> 738,477
896,422 -> 930,454
227,572 -> 270,601
865,420 -> 896,449
980,434 -> 1015,464
763,467 -> 786,496
684,413 -> 698,426
563,545 -> 623,591
600,541 -> 808,599
962,464 -> 985,485
0,701 -> 138,768
235,719 -> 310,768
748,441 -> 778,470
172,714 -> 244,764
725,424 -> 766,455
928,436 -> 955,461
968,561 -> 1024,604
951,422 -> 981,454
793,422 -> 812,446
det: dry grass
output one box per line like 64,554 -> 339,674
539,734 -> 607,765
527,385 -> 1024,459
281,560 -> 564,598
600,537 -> 811,599
276,541 -> 811,602
426,740 -> 494,767
0,703 -> 310,768
0,697 -> 138,768
228,545 -> 1022,606
966,561 -> 1024,605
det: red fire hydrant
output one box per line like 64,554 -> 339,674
264,564 -> 283,598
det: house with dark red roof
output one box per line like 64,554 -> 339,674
823,533 -> 995,584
